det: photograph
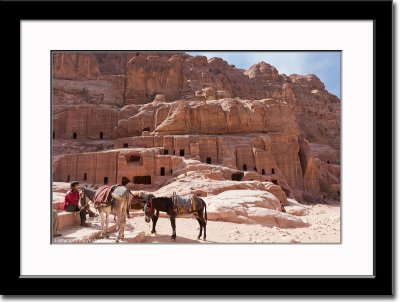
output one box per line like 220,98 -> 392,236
5,0 -> 391,294
52,50 -> 341,244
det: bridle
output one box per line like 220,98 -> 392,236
144,197 -> 154,221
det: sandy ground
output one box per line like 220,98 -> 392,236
91,203 -> 340,244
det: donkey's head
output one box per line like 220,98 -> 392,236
143,198 -> 153,223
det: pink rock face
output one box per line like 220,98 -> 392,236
52,51 -> 341,204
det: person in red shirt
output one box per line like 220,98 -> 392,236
64,181 -> 91,227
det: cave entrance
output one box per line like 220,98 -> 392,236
100,132 -> 103,139
84,173 -> 87,181
130,155 -> 141,163
104,177 -> 108,184
327,160 -> 330,164
53,132 -> 55,139
72,132 -> 77,139
262,169 -> 265,175
206,157 -> 211,164
160,167 -> 165,176
123,143 -> 129,148
243,164 -> 247,171
180,149 -> 185,156
231,172 -> 244,181
67,175 -> 70,182
272,168 -> 275,174
164,149 -> 169,155
133,175 -> 151,185
271,179 -> 278,185
142,127 -> 150,132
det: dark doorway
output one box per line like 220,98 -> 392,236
231,172 -> 244,181
164,149 -> 169,155
130,155 -> 141,162
271,179 -> 278,185
84,173 -> 87,181
173,150 -> 175,155
121,176 -> 130,186
123,143 -> 129,148
254,167 -> 257,172
337,191 -> 340,196
100,132 -> 103,139
72,132 -> 77,139
327,160 -> 330,164
262,169 -> 265,175
180,149 -> 185,156
142,127 -> 150,132
243,164 -> 247,171
206,157 -> 211,164
272,168 -> 275,174
53,132 -> 55,139
67,175 -> 70,182
160,167 -> 165,176
171,169 -> 173,174
133,175 -> 151,185
104,177 -> 108,184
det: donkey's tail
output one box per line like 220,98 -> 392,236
203,200 -> 207,225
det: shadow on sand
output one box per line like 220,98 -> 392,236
143,234 -> 214,244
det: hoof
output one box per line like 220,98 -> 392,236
197,236 -> 201,240
203,238 -> 206,241
151,230 -> 156,234
105,234 -> 110,239
115,240 -> 119,243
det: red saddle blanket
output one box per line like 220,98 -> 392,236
94,185 -> 113,205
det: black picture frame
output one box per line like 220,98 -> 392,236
3,0 -> 393,296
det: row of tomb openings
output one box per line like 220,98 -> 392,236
54,126 -> 153,140
53,132 -> 104,139
65,167 -> 274,185
54,132 -> 334,167
66,174 -> 153,185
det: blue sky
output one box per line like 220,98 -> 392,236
187,52 -> 341,98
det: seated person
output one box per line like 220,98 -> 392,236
63,181 -> 96,227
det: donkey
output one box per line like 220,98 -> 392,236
80,185 -> 132,242
143,195 -> 207,240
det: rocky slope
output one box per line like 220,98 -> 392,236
52,51 -> 340,202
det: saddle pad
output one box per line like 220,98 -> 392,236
94,185 -> 112,204
174,194 -> 196,213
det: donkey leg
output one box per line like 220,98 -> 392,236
119,204 -> 127,241
105,210 -> 110,239
99,210 -> 105,238
170,216 -> 176,240
198,211 -> 206,241
202,218 -> 207,241
151,210 -> 159,234
196,217 -> 203,239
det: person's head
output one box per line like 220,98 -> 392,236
70,181 -> 79,192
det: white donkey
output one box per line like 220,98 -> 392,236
80,185 -> 132,242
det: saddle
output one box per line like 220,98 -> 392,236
94,185 -> 119,209
172,192 -> 196,215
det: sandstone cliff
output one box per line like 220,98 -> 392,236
52,52 -> 341,202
